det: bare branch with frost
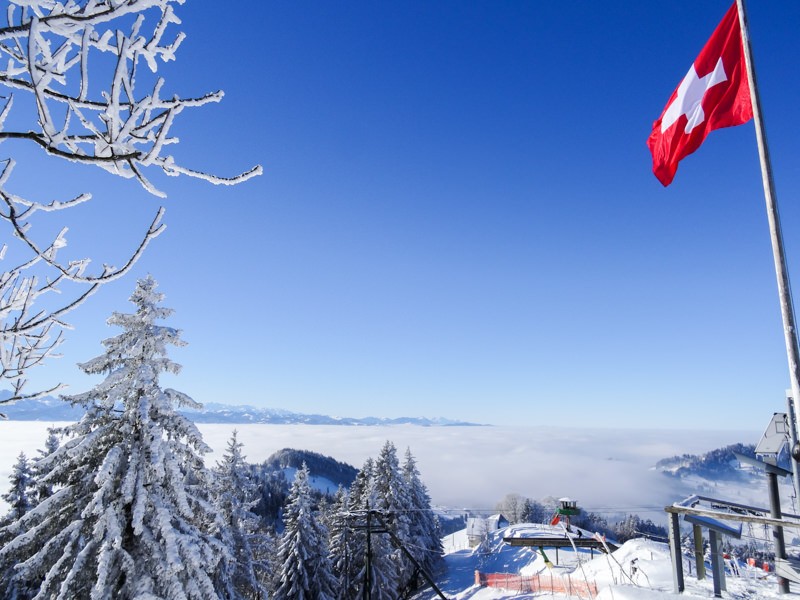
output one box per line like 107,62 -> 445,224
0,0 -> 261,404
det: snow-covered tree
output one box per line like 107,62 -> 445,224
0,276 -> 225,599
496,492 -> 525,523
349,457 -> 374,513
274,463 -> 337,600
371,441 -> 411,592
328,487 -> 356,595
359,509 -> 401,600
332,452 -> 399,600
331,445 -> 443,599
32,429 -> 60,503
520,497 -> 546,524
0,0 -> 260,407
213,430 -> 271,600
1,452 -> 34,522
0,452 -> 36,598
402,448 -> 443,580
330,458 -> 373,599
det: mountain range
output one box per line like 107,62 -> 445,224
0,395 -> 483,426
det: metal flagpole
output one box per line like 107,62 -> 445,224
735,0 -> 800,472
786,393 -> 800,505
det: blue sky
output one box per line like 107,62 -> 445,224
15,1 -> 800,429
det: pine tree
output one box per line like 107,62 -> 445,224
520,497 -> 546,524
371,441 -> 411,594
33,430 -> 60,503
274,463 -> 337,600
402,448 -> 443,581
213,430 -> 271,599
328,487 -> 356,596
332,458 -> 373,600
0,276 -> 224,599
1,453 -> 34,522
0,453 -> 36,600
359,506 -> 399,600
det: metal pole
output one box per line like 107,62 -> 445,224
372,511 -> 449,600
767,471 -> 791,593
709,530 -> 723,597
735,0 -> 800,449
668,511 -> 685,594
364,505 -> 372,600
786,395 -> 800,504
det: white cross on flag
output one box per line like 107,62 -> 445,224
647,3 -> 753,186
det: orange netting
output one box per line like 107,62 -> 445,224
475,570 -> 598,598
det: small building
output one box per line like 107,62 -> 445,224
557,497 -> 579,515
550,497 -> 581,527
467,513 -> 509,547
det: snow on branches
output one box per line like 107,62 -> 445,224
0,0 -> 261,406
0,0 -> 261,191
0,276 -> 225,599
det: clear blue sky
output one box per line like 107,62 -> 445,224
16,1 -> 800,429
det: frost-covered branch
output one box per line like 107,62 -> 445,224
0,0 -> 261,194
0,0 -> 262,405
0,160 -> 167,403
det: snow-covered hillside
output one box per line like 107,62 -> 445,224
424,523 -> 790,599
282,465 -> 341,497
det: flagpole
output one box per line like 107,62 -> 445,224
736,0 -> 800,512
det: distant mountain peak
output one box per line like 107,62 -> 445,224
0,396 -> 485,426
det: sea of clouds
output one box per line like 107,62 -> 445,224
0,422 -> 761,517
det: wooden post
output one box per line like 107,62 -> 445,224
693,524 -> 706,580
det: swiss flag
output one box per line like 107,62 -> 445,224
647,3 -> 753,186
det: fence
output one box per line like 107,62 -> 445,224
475,570 -> 598,598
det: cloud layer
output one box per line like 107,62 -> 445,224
0,422 -> 760,517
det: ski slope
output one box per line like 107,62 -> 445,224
422,523 -> 791,599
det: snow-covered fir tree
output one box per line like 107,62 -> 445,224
274,463 -> 337,600
213,430 -> 271,599
33,430 -> 60,503
401,447 -> 443,581
327,487 -> 356,595
0,452 -> 36,599
0,276 -> 225,599
1,452 -> 34,523
342,455 -> 401,600
329,443 -> 444,599
330,459 -> 373,599
371,441 -> 412,594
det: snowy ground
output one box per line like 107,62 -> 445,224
418,524 -> 800,599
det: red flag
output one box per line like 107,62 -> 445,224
647,3 -> 753,186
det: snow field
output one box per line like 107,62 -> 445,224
424,524 -> 795,600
